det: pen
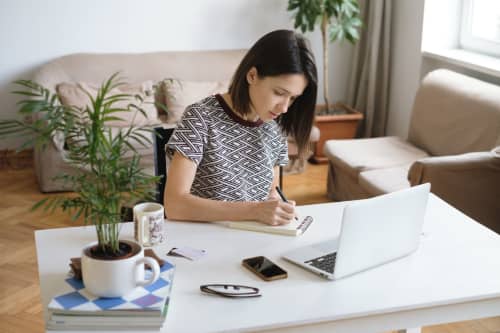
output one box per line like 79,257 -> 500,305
275,186 -> 298,220
275,186 -> 289,203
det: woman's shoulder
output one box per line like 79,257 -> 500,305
183,95 -> 224,119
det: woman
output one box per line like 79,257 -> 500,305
165,29 -> 318,226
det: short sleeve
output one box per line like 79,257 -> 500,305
276,134 -> 289,166
166,105 -> 208,165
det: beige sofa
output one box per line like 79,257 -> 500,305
324,69 -> 500,232
31,50 -> 319,192
32,50 -> 246,192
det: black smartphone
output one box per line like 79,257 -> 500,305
242,256 -> 288,281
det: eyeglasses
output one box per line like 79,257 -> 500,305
200,284 -> 261,298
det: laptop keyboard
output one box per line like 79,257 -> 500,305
305,252 -> 337,274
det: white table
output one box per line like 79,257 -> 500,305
35,194 -> 500,333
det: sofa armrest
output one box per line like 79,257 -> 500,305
408,149 -> 500,185
408,148 -> 500,232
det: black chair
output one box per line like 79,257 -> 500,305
153,127 -> 175,204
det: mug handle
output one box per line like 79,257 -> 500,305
136,257 -> 160,287
139,215 -> 148,245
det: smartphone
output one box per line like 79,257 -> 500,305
242,256 -> 288,281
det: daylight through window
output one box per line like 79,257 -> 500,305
461,0 -> 500,56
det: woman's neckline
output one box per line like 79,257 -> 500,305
215,94 -> 263,128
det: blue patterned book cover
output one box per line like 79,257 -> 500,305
48,260 -> 175,318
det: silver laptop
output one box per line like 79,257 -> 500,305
283,183 -> 430,280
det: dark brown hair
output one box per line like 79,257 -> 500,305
229,29 -> 318,156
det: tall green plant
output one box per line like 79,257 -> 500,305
0,73 -> 159,255
288,0 -> 362,111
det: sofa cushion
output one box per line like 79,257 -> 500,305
157,79 -> 229,124
61,126 -> 154,159
323,136 -> 429,178
57,81 -> 159,127
359,165 -> 412,196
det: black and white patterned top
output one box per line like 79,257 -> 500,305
167,94 -> 288,202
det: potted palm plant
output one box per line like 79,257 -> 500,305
287,0 -> 362,113
288,0 -> 364,162
0,73 -> 161,297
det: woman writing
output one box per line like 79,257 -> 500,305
165,29 -> 318,226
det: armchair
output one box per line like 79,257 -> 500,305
324,69 -> 500,232
408,148 -> 500,231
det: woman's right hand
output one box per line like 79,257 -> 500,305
256,199 -> 296,226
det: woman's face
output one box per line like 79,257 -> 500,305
247,67 -> 308,122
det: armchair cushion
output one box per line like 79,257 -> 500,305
359,165 -> 412,196
323,136 -> 428,178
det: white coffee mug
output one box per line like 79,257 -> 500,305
81,240 -> 160,298
134,202 -> 166,247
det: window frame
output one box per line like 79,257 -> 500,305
460,0 -> 500,57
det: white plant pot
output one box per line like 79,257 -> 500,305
81,239 -> 160,298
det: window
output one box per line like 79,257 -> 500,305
460,0 -> 500,57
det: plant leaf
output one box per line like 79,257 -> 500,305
31,198 -> 49,211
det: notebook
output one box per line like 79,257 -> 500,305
223,216 -> 313,236
283,183 -> 430,279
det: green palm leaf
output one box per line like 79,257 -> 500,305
2,72 -> 160,256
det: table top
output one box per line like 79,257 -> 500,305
35,194 -> 500,333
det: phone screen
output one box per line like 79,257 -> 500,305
242,256 -> 287,280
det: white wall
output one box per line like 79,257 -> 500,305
386,0 -> 425,138
0,0 -> 354,149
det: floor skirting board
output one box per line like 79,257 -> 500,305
0,149 -> 33,169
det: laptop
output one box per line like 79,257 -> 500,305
282,183 -> 430,280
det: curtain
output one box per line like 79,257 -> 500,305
347,0 -> 393,137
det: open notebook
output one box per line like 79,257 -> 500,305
222,216 -> 313,236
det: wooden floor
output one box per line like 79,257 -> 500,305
0,164 -> 498,333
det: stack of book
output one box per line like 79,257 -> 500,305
46,261 -> 175,331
